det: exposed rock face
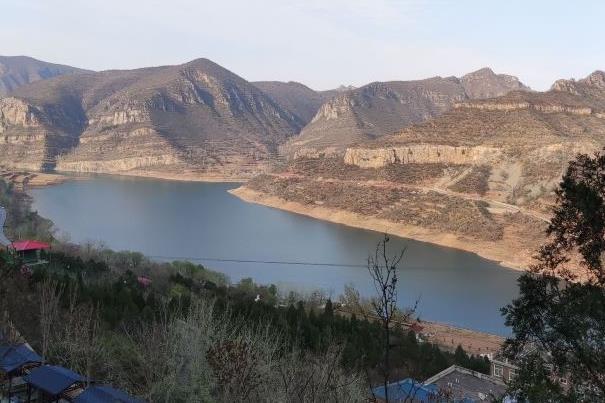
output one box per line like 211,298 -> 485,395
283,68 -> 529,157
344,145 -> 502,168
0,55 -> 88,96
340,71 -> 605,210
460,67 -> 529,99
0,58 -> 304,177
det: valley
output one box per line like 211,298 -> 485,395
2,55 -> 605,276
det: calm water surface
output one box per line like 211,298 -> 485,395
30,175 -> 519,335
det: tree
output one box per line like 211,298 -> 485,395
367,234 -> 413,402
38,278 -> 63,361
503,150 -> 605,401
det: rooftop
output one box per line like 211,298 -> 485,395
372,378 -> 439,402
424,365 -> 507,402
11,240 -> 50,252
0,343 -> 42,374
24,365 -> 85,397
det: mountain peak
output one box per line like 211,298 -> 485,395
465,67 -> 496,77
461,68 -> 528,99
580,70 -> 605,89
552,70 -> 605,94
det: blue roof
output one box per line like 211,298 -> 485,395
373,379 -> 439,402
0,344 -> 42,374
74,385 -> 144,403
24,365 -> 85,396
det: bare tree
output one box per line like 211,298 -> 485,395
38,278 -> 63,361
54,285 -> 104,385
367,234 -> 410,403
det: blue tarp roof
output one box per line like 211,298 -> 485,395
373,379 -> 439,402
74,385 -> 144,403
24,365 -> 85,396
372,379 -> 476,402
0,344 -> 42,374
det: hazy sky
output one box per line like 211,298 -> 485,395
1,0 -> 603,90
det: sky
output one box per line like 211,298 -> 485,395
1,0 -> 604,91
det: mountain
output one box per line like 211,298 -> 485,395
253,81 -> 330,124
282,68 -> 528,157
236,71 -> 605,275
0,56 -> 88,96
0,58 -> 304,178
460,67 -> 529,99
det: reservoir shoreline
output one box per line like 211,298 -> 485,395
230,186 -> 526,272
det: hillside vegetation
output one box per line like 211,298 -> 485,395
0,180 -> 488,402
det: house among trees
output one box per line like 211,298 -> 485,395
373,365 -> 509,402
490,355 -> 519,383
0,343 -> 43,400
11,240 -> 51,266
424,365 -> 507,401
1,325 -> 142,402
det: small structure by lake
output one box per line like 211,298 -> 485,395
11,240 -> 50,266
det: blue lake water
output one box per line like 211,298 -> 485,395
30,175 -> 519,335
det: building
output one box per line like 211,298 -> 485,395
490,356 -> 519,383
371,365 -> 511,403
2,325 -> 142,402
0,343 -> 43,401
11,240 -> 51,266
372,378 -> 441,402
424,365 -> 508,402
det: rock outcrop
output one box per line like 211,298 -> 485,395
460,67 -> 529,100
344,145 -> 502,168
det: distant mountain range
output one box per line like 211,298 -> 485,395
0,55 -> 526,179
283,68 -> 529,158
239,70 -> 605,275
0,56 -> 89,96
4,54 -> 605,276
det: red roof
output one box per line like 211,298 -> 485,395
137,276 -> 152,287
12,240 -> 51,252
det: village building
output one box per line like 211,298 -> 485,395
372,365 -> 511,402
11,240 -> 51,266
424,365 -> 508,402
490,356 -> 519,383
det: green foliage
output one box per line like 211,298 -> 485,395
0,179 -> 54,241
503,150 -> 605,401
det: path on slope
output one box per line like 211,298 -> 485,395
270,173 -> 551,224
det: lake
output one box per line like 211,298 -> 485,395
30,175 -> 520,335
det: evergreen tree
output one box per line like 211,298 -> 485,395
503,150 -> 605,401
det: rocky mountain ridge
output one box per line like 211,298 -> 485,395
0,58 -> 306,178
282,68 -> 529,157
237,70 -> 605,276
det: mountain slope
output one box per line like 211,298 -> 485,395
283,68 -> 528,157
253,81 -> 330,125
236,71 -> 605,276
0,55 -> 89,96
0,58 -> 303,178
